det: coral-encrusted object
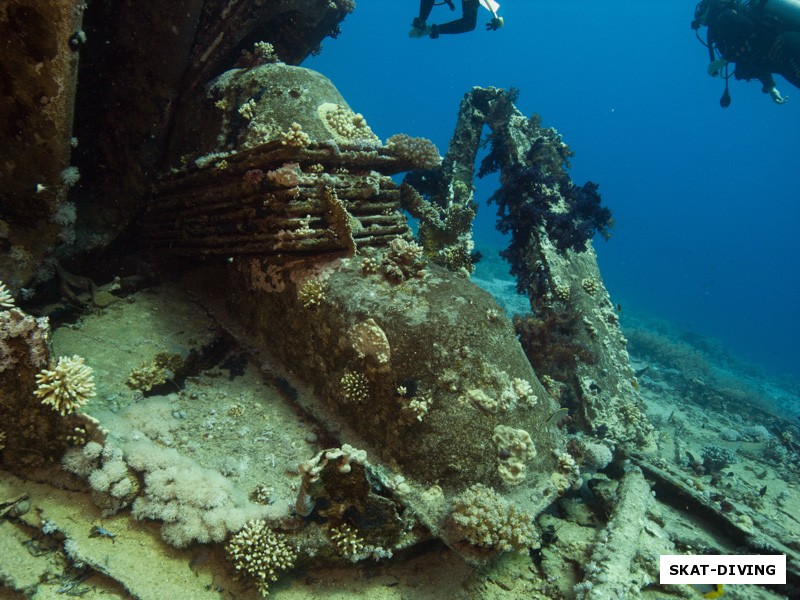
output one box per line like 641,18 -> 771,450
1,306 -> 103,472
145,64 -> 441,263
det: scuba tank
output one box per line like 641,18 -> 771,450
757,0 -> 800,31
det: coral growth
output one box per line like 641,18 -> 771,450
492,425 -> 537,485
320,185 -> 357,256
380,238 -> 427,283
701,445 -> 738,472
280,122 -> 311,149
581,277 -> 599,295
449,483 -> 538,552
398,181 -> 478,273
1,308 -> 49,373
62,442 -> 139,515
266,162 -> 301,188
0,280 -> 14,308
318,102 -> 379,143
329,523 -> 366,559
567,436 -> 614,472
386,134 -> 441,170
226,519 -> 297,597
34,355 -> 96,416
339,370 -> 369,404
298,278 -> 327,308
125,441 -> 268,547
402,395 -> 432,422
126,352 -> 182,392
514,311 -> 597,374
461,378 -> 538,415
253,41 -> 279,63
481,107 -> 613,293
349,318 -> 391,365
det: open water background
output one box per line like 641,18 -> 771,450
307,0 -> 800,381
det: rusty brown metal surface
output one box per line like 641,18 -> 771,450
144,140 -> 413,259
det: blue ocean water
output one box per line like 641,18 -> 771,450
307,1 -> 800,381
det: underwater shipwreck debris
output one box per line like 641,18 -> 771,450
403,87 -> 653,451
144,61 -> 575,568
145,63 -> 430,261
0,0 -> 86,290
4,2 -> 800,597
573,467 -> 652,599
145,139 -> 414,259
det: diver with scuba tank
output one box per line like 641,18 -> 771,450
410,0 -> 504,39
692,0 -> 800,106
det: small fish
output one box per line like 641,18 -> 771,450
545,407 -> 569,426
89,525 -> 116,540
690,583 -> 724,598
759,485 -> 767,497
615,303 -> 622,313
634,365 -> 650,378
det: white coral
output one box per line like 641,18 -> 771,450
329,523 -> 365,559
34,355 -> 96,415
61,166 -> 81,187
450,484 -> 538,552
226,520 -> 296,597
0,281 -> 14,308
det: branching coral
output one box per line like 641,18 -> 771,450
339,370 -> 369,404
449,483 -> 538,552
582,277 -> 599,295
226,520 -> 297,597
33,355 -> 96,416
329,523 -> 365,559
298,278 -> 327,308
0,280 -> 14,308
380,238 -> 426,283
126,352 -> 182,392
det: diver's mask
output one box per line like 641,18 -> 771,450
692,0 -> 710,29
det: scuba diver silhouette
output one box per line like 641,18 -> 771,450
410,0 -> 504,39
692,0 -> 800,107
